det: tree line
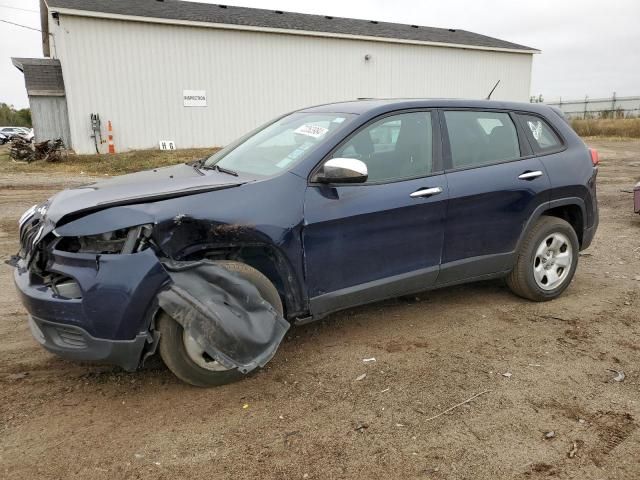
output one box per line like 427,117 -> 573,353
0,103 -> 31,127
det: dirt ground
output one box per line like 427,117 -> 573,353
0,139 -> 638,479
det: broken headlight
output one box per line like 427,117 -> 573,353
56,224 -> 153,255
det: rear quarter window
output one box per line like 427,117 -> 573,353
517,114 -> 564,154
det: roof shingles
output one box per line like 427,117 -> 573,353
45,0 -> 537,52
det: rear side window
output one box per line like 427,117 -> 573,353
517,114 -> 563,154
444,111 -> 520,169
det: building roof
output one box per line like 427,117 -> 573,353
43,0 -> 538,54
12,58 -> 65,96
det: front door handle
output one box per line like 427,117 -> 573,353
410,186 -> 443,198
518,170 -> 543,180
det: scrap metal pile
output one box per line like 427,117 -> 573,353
9,137 -> 66,163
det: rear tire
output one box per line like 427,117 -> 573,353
506,216 -> 579,301
157,261 -> 283,387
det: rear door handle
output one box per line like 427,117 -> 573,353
410,186 -> 443,198
518,170 -> 543,180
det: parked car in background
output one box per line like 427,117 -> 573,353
19,127 -> 35,142
0,126 -> 34,142
12,99 -> 599,387
0,132 -> 8,145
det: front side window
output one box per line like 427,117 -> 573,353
332,112 -> 433,183
205,112 -> 355,176
517,114 -> 563,153
444,111 -> 521,169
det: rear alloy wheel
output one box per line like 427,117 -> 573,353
157,261 -> 283,387
506,216 -> 579,301
532,232 -> 573,290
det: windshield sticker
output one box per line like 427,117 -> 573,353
276,157 -> 297,168
528,120 -> 543,141
276,143 -> 313,168
294,124 -> 329,139
332,117 -> 346,124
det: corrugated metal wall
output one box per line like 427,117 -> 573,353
50,15 -> 533,154
29,96 -> 71,146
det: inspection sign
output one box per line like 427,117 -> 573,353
183,90 -> 207,107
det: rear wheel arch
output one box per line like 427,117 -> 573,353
517,199 -> 586,253
543,204 -> 584,246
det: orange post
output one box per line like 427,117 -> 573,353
107,120 -> 115,154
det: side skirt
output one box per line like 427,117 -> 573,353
308,266 -> 439,320
304,253 -> 515,324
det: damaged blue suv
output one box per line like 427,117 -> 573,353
13,99 -> 599,386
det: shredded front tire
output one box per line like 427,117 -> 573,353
157,261 -> 283,387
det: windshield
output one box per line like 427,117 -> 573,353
204,112 -> 356,176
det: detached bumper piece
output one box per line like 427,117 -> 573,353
158,260 -> 290,374
28,315 -> 148,371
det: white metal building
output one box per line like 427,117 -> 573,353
14,0 -> 538,154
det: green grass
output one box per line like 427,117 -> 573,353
0,145 -> 217,176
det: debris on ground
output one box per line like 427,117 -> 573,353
607,369 -> 625,382
362,357 -> 376,363
568,441 -> 579,458
9,137 -> 66,163
354,423 -> 368,433
422,390 -> 492,422
544,431 -> 556,439
355,373 -> 367,381
502,372 -> 512,378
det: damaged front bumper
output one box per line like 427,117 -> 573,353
13,242 -> 289,374
25,315 -> 148,372
13,248 -> 169,371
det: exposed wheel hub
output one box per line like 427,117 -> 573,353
182,331 -> 232,372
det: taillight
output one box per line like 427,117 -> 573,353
589,148 -> 599,166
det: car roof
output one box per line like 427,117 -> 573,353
300,98 -> 552,116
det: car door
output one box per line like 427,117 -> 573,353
438,109 -> 551,284
302,110 -> 448,316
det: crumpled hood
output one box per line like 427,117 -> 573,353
43,163 -> 246,225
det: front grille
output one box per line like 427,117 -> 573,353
18,206 -> 51,268
19,218 -> 42,259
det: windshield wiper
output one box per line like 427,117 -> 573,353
190,157 -> 207,175
212,165 -> 239,177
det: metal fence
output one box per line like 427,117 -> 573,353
533,93 -> 640,119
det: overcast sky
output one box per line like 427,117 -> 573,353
1,0 -> 638,108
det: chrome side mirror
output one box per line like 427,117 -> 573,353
316,158 -> 368,184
